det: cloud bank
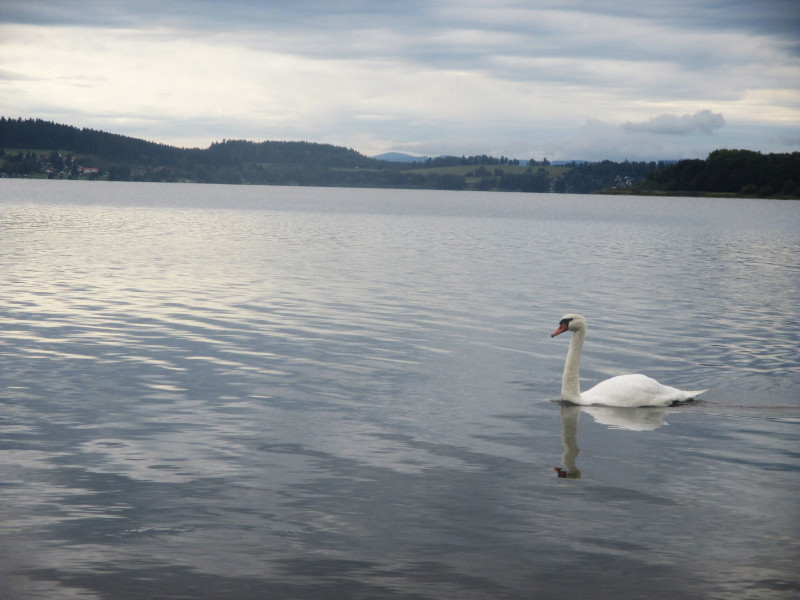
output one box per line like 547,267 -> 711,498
623,111 -> 726,135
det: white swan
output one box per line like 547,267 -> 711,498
551,314 -> 706,407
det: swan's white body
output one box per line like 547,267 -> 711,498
552,314 -> 705,407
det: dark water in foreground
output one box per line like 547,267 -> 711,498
1,180 -> 798,599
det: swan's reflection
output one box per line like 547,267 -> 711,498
556,404 -> 583,479
554,403 -> 674,479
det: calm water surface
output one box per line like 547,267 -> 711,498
1,180 -> 798,599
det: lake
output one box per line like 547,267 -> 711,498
1,180 -> 798,599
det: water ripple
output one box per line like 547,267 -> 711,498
1,182 -> 798,600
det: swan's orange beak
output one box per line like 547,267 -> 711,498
551,323 -> 569,337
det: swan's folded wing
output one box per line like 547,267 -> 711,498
580,374 -> 701,407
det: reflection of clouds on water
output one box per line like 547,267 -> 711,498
2,185 -> 797,600
555,403 -> 674,479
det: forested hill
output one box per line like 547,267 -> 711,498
0,117 -> 378,169
1,117 -> 471,188
1,117 -> 797,197
634,149 -> 800,198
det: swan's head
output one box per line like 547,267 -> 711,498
551,314 -> 586,337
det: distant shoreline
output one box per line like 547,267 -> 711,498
4,175 -> 798,202
2,118 -> 799,199
600,188 -> 799,200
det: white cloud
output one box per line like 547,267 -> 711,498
623,111 -> 726,135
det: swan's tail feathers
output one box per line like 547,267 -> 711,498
670,389 -> 707,406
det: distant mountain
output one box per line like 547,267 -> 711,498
372,152 -> 429,163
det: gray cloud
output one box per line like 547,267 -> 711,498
622,111 -> 726,136
1,1 -> 797,160
0,68 -> 36,81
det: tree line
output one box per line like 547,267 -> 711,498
635,149 -> 800,197
1,117 -> 797,197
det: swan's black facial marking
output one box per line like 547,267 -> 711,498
551,317 -> 573,337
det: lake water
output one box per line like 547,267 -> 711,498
1,180 -> 798,600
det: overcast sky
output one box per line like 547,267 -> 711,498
2,0 -> 799,161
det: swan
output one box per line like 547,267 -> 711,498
551,314 -> 706,407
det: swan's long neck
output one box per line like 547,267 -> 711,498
561,327 -> 584,402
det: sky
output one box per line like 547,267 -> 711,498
1,0 -> 799,161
